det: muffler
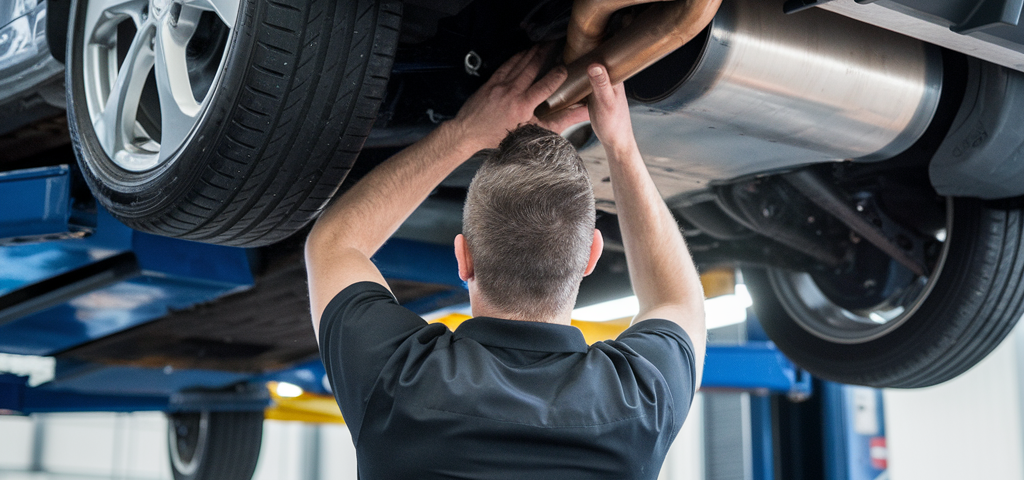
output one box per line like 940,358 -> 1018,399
577,0 -> 944,206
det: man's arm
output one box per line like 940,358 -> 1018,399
305,46 -> 588,339
586,65 -> 707,386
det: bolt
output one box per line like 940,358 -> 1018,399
762,205 -> 776,218
807,215 -> 815,224
863,279 -> 877,289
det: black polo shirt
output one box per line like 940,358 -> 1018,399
319,281 -> 697,479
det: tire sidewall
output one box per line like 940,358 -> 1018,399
67,0 -> 257,220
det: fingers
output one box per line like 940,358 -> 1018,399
506,45 -> 541,84
514,46 -> 547,90
492,48 -> 530,83
587,64 -> 617,107
525,66 -> 568,106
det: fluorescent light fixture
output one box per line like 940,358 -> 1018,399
571,284 -> 753,330
275,382 -> 304,398
572,296 -> 640,322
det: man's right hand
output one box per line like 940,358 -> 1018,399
585,64 -> 637,157
584,62 -> 707,387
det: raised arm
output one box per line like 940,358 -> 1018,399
305,46 -> 588,339
585,64 -> 706,384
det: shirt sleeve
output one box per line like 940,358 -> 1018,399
318,281 -> 427,439
614,319 -> 698,430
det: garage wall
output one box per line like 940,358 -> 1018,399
0,415 -> 33,471
885,319 -> 1024,480
0,412 -> 171,479
662,393 -> 705,480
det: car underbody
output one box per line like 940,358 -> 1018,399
3,0 -> 1024,389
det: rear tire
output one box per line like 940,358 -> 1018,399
746,197 -> 1024,388
168,411 -> 264,480
67,0 -> 401,246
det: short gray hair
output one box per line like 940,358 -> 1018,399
463,124 -> 596,320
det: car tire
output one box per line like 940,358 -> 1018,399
167,411 -> 263,480
745,197 -> 1024,388
66,0 -> 401,247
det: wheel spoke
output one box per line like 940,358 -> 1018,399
83,0 -> 148,46
155,19 -> 202,162
186,0 -> 238,28
93,26 -> 156,157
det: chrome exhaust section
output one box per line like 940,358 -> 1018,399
538,0 -> 722,117
581,0 -> 944,206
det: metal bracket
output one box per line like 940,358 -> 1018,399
169,383 -> 271,413
0,166 -> 93,245
702,342 -> 814,398
952,0 -> 1024,34
782,170 -> 929,276
782,0 -> 837,14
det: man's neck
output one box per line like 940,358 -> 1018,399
468,297 -> 573,326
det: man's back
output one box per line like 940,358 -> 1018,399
306,51 -> 707,478
319,282 -> 697,479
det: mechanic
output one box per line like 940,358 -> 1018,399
305,45 -> 707,479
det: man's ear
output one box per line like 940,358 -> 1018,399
584,229 -> 603,276
455,234 -> 474,281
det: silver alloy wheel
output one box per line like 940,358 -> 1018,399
81,0 -> 237,172
766,198 -> 954,345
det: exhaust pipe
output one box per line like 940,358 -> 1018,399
537,0 -> 722,117
563,0 -> 673,64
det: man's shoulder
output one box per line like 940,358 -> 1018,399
611,319 -> 695,353
602,318 -> 698,428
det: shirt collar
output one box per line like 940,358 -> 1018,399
452,317 -> 589,353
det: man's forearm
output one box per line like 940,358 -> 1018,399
307,121 -> 480,257
606,145 -> 704,318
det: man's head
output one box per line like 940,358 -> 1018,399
459,124 -> 600,321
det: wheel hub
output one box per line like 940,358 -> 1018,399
80,0 -> 237,172
767,197 -> 953,344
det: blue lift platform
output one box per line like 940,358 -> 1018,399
0,164 -> 884,480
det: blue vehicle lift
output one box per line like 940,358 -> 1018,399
0,164 -> 883,479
